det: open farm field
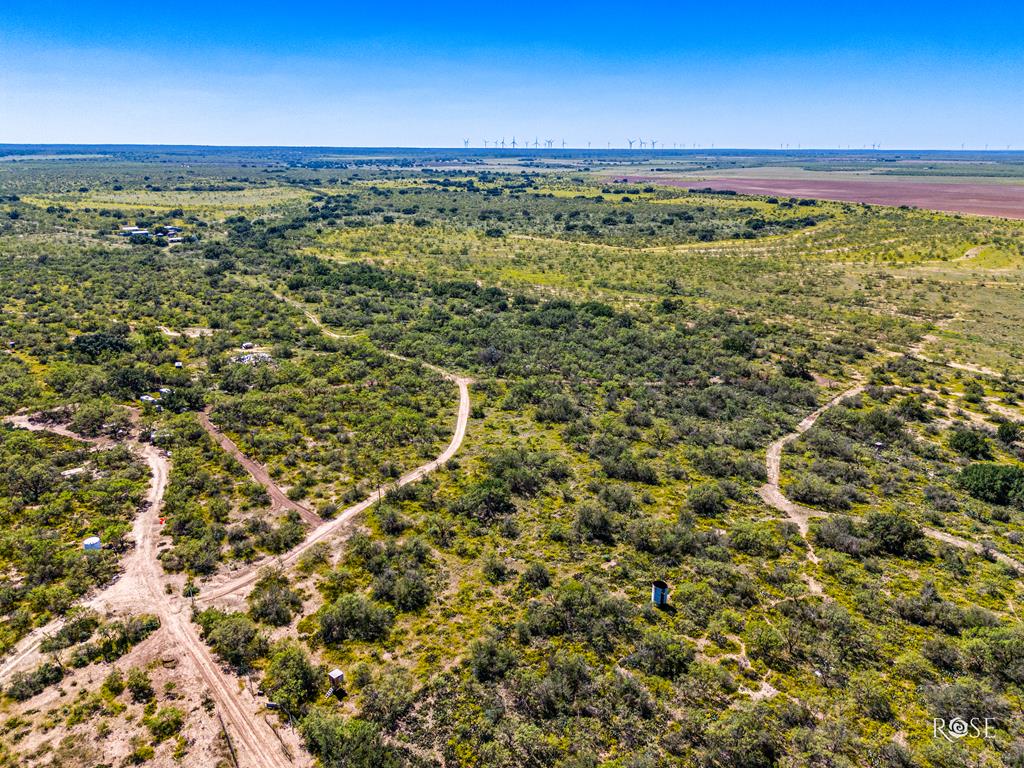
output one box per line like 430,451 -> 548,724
623,173 -> 1024,219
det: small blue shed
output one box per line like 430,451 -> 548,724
651,579 -> 669,608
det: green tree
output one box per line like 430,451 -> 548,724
248,568 -> 303,626
263,641 -> 323,718
126,668 -> 154,703
300,711 -> 400,768
319,594 -> 393,644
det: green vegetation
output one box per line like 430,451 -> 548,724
0,428 -> 148,650
2,148 -> 1024,767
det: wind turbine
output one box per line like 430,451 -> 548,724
638,139 -> 646,149
627,139 -> 635,149
561,139 -> 566,148
483,139 -> 489,148
500,137 -> 506,148
463,139 -> 470,149
545,139 -> 553,148
511,136 -> 518,148
650,139 -> 657,149
533,137 -> 539,148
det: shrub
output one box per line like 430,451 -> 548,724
997,421 -> 1021,445
300,711 -> 400,768
194,609 -> 267,671
948,428 -> 992,459
573,503 -> 615,543
450,478 -> 515,522
359,669 -> 415,727
815,516 -> 872,556
627,630 -> 695,679
688,483 -> 727,516
263,641 -> 323,717
959,463 -> 1024,507
481,554 -> 510,584
102,667 -> 125,696
850,672 -> 893,721
248,569 -> 303,626
521,579 -> 637,652
319,594 -> 393,644
468,636 -> 517,682
535,395 -> 580,423
371,567 -> 432,611
519,562 -> 551,591
865,512 -> 927,558
5,662 -> 63,701
144,706 -> 185,742
127,668 -> 154,703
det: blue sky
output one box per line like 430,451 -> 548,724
1,1 -> 1022,148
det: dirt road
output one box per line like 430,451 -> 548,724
2,294 -> 472,765
199,373 -> 471,604
0,415 -> 303,768
197,292 -> 473,604
198,410 -> 323,527
922,527 -> 1024,571
757,384 -> 865,538
757,377 -> 1023,585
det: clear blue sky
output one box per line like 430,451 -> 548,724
1,1 -> 1022,149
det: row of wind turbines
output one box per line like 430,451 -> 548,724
461,140 -> 1017,151
462,138 -> 672,150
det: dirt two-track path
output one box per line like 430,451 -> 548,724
197,291 -> 473,604
198,373 -> 470,604
198,409 -> 323,527
0,299 -> 473,767
1,415 -> 303,768
758,372 -> 1024,590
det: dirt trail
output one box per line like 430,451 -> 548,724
198,293 -> 473,605
0,291 -> 474,764
756,382 -> 864,593
0,415 -> 303,768
758,384 -> 865,537
922,527 -> 1024,571
198,410 -> 323,527
758,371 -> 1024,590
199,373 -> 471,604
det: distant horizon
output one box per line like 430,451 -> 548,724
2,144 -> 1023,154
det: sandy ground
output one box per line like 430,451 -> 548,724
0,296 -> 474,766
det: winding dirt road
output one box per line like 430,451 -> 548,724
758,384 -> 865,540
757,377 -> 1024,587
198,373 -> 471,604
2,291 -> 474,767
197,292 -> 473,604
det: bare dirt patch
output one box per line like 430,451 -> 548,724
625,175 -> 1024,219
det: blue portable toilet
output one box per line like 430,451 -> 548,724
651,579 -> 669,608
83,536 -> 101,551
